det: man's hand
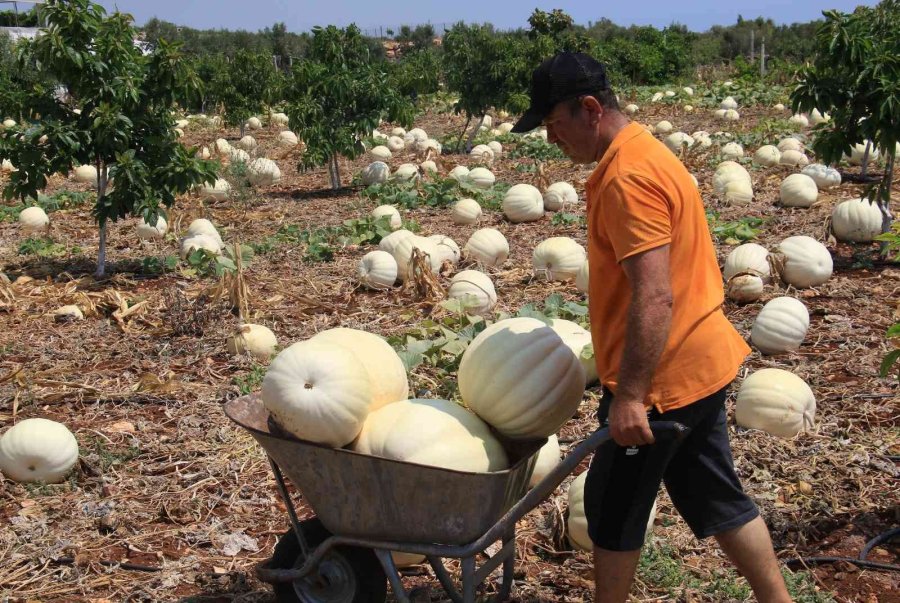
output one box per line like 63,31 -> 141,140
608,398 -> 655,447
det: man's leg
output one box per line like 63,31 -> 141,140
715,516 -> 792,603
593,547 -> 642,603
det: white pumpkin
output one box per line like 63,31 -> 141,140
378,229 -> 416,256
391,235 -> 442,280
801,164 -> 841,190
779,149 -> 810,167
808,108 -> 830,126
683,104 -> 694,113
497,122 -> 514,134
723,109 -> 741,121
74,164 -> 98,186
386,136 -> 405,152
391,127 -> 406,137
789,114 -> 809,128
468,167 -> 495,189
780,174 -> 818,208
229,148 -> 250,164
568,471 -> 656,551
845,142 -> 879,166
1,158 -> 15,173
311,328 -> 409,412
358,250 -> 398,290
654,120 -> 673,135
464,228 -> 509,267
0,418 -> 79,483
19,206 -> 50,234
362,161 -> 391,185
725,274 -> 764,303
651,92 -> 664,103
487,141 -> 503,157
200,178 -> 231,201
723,243 -> 770,280
371,129 -> 388,142
196,146 -> 211,160
773,103 -> 786,111
180,233 -> 221,258
458,317 -> 585,439
246,116 -> 263,130
270,112 -> 290,127
532,237 -> 587,282
721,142 -> 744,161
262,340 -> 371,447
370,145 -> 392,162
405,127 -> 428,143
831,198 -> 884,243
173,128 -> 184,139
420,160 -> 438,175
503,183 -> 544,223
777,137 -> 803,153
713,109 -> 728,120
371,205 -> 402,230
237,135 -> 258,152
277,130 -> 299,147
723,180 -> 754,206
470,144 -> 494,162
429,234 -> 460,266
624,104 -> 639,115
136,215 -> 167,240
549,319 -> 598,386
751,297 -> 810,355
777,236 -> 833,288
692,131 -> 713,148
575,259 -> 589,293
227,324 -> 278,361
735,369 -> 816,438
215,138 -> 232,156
447,270 -> 497,315
449,165 -> 471,183
392,163 -> 419,181
186,218 -> 222,244
720,97 -> 738,110
713,161 -> 752,195
353,399 -> 508,472
543,182 -> 578,211
1,118 -> 16,128
247,158 -> 282,187
663,132 -> 694,154
529,435 -> 561,487
451,198 -> 482,225
415,138 -> 441,156
54,305 -> 84,320
753,145 -> 781,167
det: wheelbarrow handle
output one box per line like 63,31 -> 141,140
467,421 -> 689,553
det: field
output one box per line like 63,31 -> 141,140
1,96 -> 898,603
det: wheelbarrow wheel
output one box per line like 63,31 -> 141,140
271,517 -> 387,603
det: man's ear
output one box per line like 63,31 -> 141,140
582,95 -> 604,125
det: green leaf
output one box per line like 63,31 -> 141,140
879,349 -> 900,379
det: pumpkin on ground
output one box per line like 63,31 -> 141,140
735,369 -> 816,438
751,297 -> 810,355
0,418 -> 79,483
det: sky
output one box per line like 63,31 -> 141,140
91,1 -> 877,34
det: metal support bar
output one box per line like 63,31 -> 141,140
473,538 -> 515,587
373,549 -> 411,603
268,457 -> 309,558
499,530 -> 516,600
461,556 -> 476,602
428,556 -> 463,603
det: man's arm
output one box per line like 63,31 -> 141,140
607,244 -> 673,446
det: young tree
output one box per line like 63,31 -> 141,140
217,49 -> 283,136
0,0 -> 216,277
791,0 -> 899,236
284,25 -> 413,189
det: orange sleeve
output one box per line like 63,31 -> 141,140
600,173 -> 674,262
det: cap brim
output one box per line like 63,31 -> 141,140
511,107 -> 545,133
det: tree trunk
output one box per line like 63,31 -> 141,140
327,154 -> 340,190
463,115 -> 486,154
880,151 -> 895,242
95,161 -> 108,278
861,140 -> 872,178
333,155 -> 342,189
240,122 -> 246,138
455,116 -> 472,154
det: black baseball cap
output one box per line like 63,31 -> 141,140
511,52 -> 611,133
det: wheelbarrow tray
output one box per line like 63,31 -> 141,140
225,394 -> 546,546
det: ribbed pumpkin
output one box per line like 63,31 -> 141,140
723,109 -> 740,121
723,180 -> 754,206
721,142 -> 744,160
311,328 -> 409,412
777,138 -> 803,153
449,165 -> 471,182
451,198 -> 482,225
371,205 -> 402,230
362,161 -> 390,185
751,297 -> 810,355
529,435 -> 561,487
720,97 -> 738,110
712,161 -> 751,195
277,130 -> 299,147
391,235 -> 442,280
801,164 -> 841,190
447,270 -> 497,315
136,215 -> 168,240
780,174 -> 818,208
654,120 -> 673,135
246,116 -> 263,130
532,237 -> 587,282
470,144 -> 494,162
575,259 -> 589,293
779,149 -> 809,167
567,471 -> 656,551
777,236 -> 833,288
723,243 -> 770,280
543,182 -> 578,211
464,228 -> 509,267
353,399 -> 508,472
386,136 -> 405,152
549,318 -> 598,386
458,317 -> 585,439
358,250 -> 398,289
229,148 -> 250,164
378,229 -> 415,256
735,369 -> 816,438
429,235 -> 460,266
262,340 -> 372,447
186,218 -> 223,246
663,132 -> 694,154
370,145 -> 392,162
74,164 -> 99,186
0,418 -> 79,483
237,135 -> 258,151
200,178 -> 231,201
845,142 -> 879,166
503,184 -> 544,223
753,145 -> 781,167
180,233 -> 222,259
19,206 -> 50,234
831,198 -> 884,243
247,158 -> 282,187
726,274 -> 764,303
227,324 -> 278,361
393,163 -> 419,181
789,114 -> 809,128
468,167 -> 495,189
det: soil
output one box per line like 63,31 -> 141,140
0,101 -> 897,602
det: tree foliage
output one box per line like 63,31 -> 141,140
284,25 -> 413,189
0,0 -> 216,276
791,0 -> 899,232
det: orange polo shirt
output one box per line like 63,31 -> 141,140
585,122 -> 750,412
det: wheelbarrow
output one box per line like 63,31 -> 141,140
225,394 -> 689,602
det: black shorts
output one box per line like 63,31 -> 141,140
584,385 -> 759,552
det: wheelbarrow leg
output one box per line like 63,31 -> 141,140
498,528 -> 516,601
462,556 -> 477,602
428,556 -> 464,603
373,549 -> 411,603
268,457 -> 309,557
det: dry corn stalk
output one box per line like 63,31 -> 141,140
207,242 -> 251,320
533,161 -> 550,192
404,248 -> 443,301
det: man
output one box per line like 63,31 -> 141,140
512,52 -> 792,603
